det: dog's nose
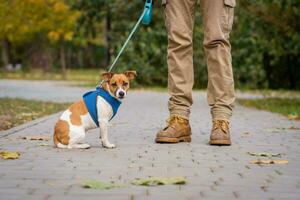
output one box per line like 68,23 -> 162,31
119,91 -> 125,97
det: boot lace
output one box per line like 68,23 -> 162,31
213,120 -> 229,134
164,116 -> 187,129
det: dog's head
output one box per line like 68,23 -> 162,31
101,71 -> 137,100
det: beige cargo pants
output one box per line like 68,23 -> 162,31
163,0 -> 236,121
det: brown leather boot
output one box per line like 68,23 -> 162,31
155,116 -> 191,143
209,120 -> 231,145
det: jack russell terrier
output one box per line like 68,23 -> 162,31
53,71 -> 137,149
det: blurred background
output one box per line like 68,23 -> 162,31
0,0 -> 299,131
0,0 -> 299,89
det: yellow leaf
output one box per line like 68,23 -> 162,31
81,180 -> 120,189
250,159 -> 288,165
37,143 -> 50,147
53,2 -> 68,13
64,31 -> 73,41
288,113 -> 300,120
0,151 -> 20,160
48,31 -> 60,42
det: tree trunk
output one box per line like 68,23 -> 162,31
1,39 -> 10,69
104,6 -> 111,67
77,49 -> 84,68
60,42 -> 67,79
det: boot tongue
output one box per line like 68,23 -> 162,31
213,120 -> 229,134
164,116 -> 186,130
167,116 -> 187,125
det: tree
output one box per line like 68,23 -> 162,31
0,0 -> 80,77
236,0 -> 300,89
71,0 -> 110,68
0,0 -> 49,68
47,1 -> 80,78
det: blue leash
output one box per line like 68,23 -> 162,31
107,0 -> 153,73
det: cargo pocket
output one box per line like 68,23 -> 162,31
222,0 -> 236,33
224,0 -> 236,7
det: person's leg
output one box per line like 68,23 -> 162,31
155,0 -> 196,143
200,0 -> 236,145
164,0 -> 196,120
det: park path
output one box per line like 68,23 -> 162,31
0,80 -> 300,200
0,80 -> 88,102
0,79 -> 262,102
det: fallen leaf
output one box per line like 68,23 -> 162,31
260,185 -> 268,192
288,113 -> 300,120
81,180 -> 118,189
247,152 -> 281,157
288,126 -> 300,130
265,126 -> 300,132
131,176 -> 187,186
264,128 -> 282,133
21,135 -> 50,141
37,143 -> 50,147
250,159 -> 288,165
0,151 -> 20,160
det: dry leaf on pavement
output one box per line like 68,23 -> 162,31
81,180 -> 119,189
131,176 -> 187,186
250,159 -> 288,165
288,126 -> 300,130
264,128 -> 282,133
288,114 -> 300,120
247,152 -> 281,157
37,143 -> 50,147
21,135 -> 50,141
0,151 -> 20,160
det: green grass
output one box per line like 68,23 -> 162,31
237,89 -> 300,99
0,69 -> 101,86
0,98 -> 70,131
238,98 -> 300,120
0,69 -> 168,89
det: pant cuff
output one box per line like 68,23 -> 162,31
211,109 -> 232,122
170,109 -> 190,120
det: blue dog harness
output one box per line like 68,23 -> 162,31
83,87 -> 121,127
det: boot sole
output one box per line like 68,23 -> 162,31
155,136 -> 191,143
209,139 -> 231,146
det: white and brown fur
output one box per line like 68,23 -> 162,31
53,71 -> 137,149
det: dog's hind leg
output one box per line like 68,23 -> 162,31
68,128 -> 90,149
56,143 -> 69,148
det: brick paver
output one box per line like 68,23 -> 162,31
0,81 -> 300,200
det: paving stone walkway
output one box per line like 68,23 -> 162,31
0,80 -> 300,200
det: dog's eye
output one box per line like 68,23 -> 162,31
123,82 -> 129,87
112,83 -> 117,87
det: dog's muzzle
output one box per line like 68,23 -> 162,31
116,88 -> 126,99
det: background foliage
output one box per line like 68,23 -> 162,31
0,0 -> 299,89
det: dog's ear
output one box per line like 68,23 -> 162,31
124,71 -> 137,80
101,72 -> 114,82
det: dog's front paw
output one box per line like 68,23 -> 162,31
103,143 -> 116,149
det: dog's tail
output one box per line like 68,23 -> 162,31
53,133 -> 68,148
53,130 -> 59,146
53,120 -> 69,149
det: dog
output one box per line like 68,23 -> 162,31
53,71 -> 137,149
